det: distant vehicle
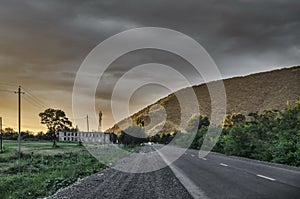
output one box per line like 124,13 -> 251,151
147,142 -> 153,145
141,142 -> 154,146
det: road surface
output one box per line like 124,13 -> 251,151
48,145 -> 300,199
166,146 -> 300,199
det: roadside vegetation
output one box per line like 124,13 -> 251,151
214,101 -> 300,166
174,101 -> 300,166
118,101 -> 300,167
1,101 -> 298,198
0,141 -> 106,199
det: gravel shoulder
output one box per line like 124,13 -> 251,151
47,146 -> 192,199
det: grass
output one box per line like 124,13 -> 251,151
3,140 -> 81,154
83,143 -> 139,166
0,140 -> 107,199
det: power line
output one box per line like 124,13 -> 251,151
25,93 -> 48,108
73,116 -> 88,120
0,85 -> 48,109
0,88 -> 15,93
25,90 -> 47,108
0,86 -> 46,135
2,117 -> 17,128
0,82 -> 17,87
23,96 -> 46,110
22,87 -> 48,108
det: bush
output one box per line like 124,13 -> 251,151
213,101 -> 300,166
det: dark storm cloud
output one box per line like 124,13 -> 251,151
0,0 -> 299,130
95,49 -> 203,103
1,0 -> 299,74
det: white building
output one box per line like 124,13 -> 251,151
59,131 -> 112,144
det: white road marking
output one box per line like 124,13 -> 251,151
201,158 -> 207,160
220,163 -> 228,167
257,174 -> 276,181
191,154 -> 195,157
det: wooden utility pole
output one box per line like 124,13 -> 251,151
98,111 -> 102,132
15,86 -> 24,174
86,115 -> 89,132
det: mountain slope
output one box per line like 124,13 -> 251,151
107,66 -> 300,135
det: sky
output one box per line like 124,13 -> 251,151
0,0 -> 299,132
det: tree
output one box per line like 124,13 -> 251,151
271,102 -> 300,166
186,114 -> 210,132
222,113 -> 246,129
39,108 -> 72,147
119,126 -> 148,146
223,124 -> 254,157
3,128 -> 18,140
190,127 -> 208,150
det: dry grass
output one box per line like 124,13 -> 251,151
108,66 -> 300,135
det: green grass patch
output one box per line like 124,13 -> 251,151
83,143 -> 140,166
0,140 -> 107,199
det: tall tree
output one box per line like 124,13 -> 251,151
39,108 -> 72,147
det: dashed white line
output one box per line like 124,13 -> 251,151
201,157 -> 207,160
220,163 -> 228,167
256,174 -> 276,181
191,154 -> 195,157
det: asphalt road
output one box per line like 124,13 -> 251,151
49,145 -> 300,199
164,146 -> 300,199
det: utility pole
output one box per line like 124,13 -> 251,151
0,117 -> 2,152
86,115 -> 89,132
15,86 -> 24,174
98,111 -> 102,132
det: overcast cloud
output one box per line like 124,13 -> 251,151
0,0 -> 299,131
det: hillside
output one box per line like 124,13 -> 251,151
107,66 -> 300,135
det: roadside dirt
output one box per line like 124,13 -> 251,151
47,146 -> 192,199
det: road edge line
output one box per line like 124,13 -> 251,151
155,147 -> 209,199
